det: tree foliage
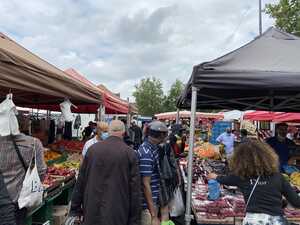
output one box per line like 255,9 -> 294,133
133,77 -> 164,116
163,79 -> 185,112
265,0 -> 300,36
133,78 -> 185,116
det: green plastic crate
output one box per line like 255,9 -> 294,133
32,190 -> 62,225
54,178 -> 75,205
46,152 -> 68,166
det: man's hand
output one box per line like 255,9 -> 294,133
151,216 -> 160,225
208,173 -> 218,180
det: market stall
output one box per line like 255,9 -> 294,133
177,27 -> 300,225
179,155 -> 300,225
0,33 -> 104,225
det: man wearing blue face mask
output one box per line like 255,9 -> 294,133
82,122 -> 109,157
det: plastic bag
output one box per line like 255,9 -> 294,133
170,187 -> 185,217
208,179 -> 220,201
161,220 -> 175,225
18,148 -> 43,209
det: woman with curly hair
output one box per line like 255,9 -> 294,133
208,140 -> 300,225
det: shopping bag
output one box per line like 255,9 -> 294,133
161,220 -> 175,225
18,148 -> 43,209
170,187 -> 185,217
208,179 -> 220,200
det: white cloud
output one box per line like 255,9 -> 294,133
0,0 -> 278,101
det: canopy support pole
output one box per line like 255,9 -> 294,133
127,97 -> 131,127
185,86 -> 197,225
259,0 -> 262,35
176,109 -> 180,124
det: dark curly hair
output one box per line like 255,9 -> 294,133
229,140 -> 279,178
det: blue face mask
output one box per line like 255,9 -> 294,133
101,132 -> 109,140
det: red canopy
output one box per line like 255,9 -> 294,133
273,113 -> 300,123
243,111 -> 284,121
64,68 -> 129,114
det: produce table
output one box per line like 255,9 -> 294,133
25,172 -> 76,225
180,158 -> 300,225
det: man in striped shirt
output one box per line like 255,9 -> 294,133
138,121 -> 168,225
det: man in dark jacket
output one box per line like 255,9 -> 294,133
70,120 -> 141,225
0,172 -> 16,225
129,121 -> 143,150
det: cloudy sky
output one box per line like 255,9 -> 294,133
0,0 -> 278,101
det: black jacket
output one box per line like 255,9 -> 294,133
70,136 -> 141,225
217,173 -> 300,216
0,172 -> 16,225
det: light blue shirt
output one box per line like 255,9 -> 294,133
216,132 -> 235,155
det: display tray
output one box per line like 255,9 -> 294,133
62,176 -> 76,189
45,187 -> 62,201
43,180 -> 62,193
44,182 -> 62,200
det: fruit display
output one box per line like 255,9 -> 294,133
42,173 -> 60,189
180,142 -> 300,222
184,141 -> 219,159
49,140 -> 85,152
290,172 -> 300,187
47,167 -> 76,178
54,161 -> 80,170
44,150 -> 62,161
191,165 -> 245,220
196,142 -> 218,159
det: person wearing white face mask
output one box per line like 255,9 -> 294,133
82,122 -> 109,157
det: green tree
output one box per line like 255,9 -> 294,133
133,77 -> 164,116
265,0 -> 300,36
163,79 -> 185,112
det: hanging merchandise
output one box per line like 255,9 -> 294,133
48,120 -> 56,144
60,99 -> 77,122
57,115 -> 64,140
74,114 -> 81,129
0,94 -> 20,136
64,121 -> 73,140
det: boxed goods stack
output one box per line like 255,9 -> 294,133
210,121 -> 232,144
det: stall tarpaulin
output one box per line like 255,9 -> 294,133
177,27 -> 300,112
243,111 -> 284,121
64,68 -> 130,114
273,113 -> 300,123
0,33 -> 102,113
155,111 -> 223,120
